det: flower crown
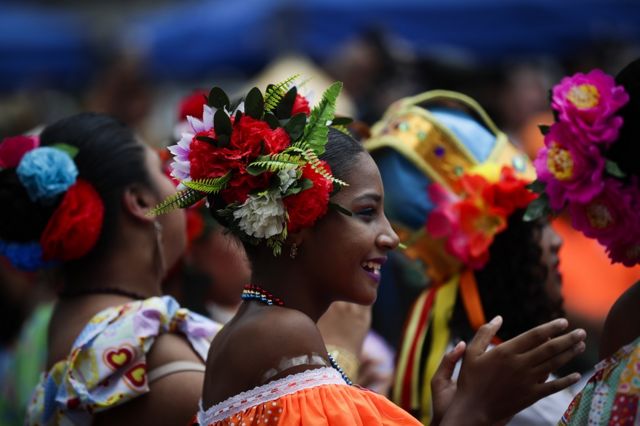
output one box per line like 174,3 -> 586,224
153,76 -> 350,255
526,69 -> 640,266
0,135 -> 104,271
427,165 -> 536,269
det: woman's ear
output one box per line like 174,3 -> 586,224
122,184 -> 156,223
287,228 -> 309,248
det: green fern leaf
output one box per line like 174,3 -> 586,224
246,156 -> 302,175
148,188 -> 205,217
300,148 -> 348,187
264,74 -> 300,112
301,82 -> 342,155
182,174 -> 230,194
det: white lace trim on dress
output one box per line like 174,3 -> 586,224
197,367 -> 346,424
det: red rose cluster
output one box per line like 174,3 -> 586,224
284,161 -> 334,233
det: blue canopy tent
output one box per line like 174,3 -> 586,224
0,5 -> 94,92
293,0 -> 640,62
3,0 -> 640,89
124,0 -> 276,81
125,0 -> 640,82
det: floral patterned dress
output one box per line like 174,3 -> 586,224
26,296 -> 221,425
559,335 -> 640,425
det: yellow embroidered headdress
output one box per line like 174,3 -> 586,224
365,90 -> 535,422
365,90 -> 535,283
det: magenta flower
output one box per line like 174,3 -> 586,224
534,122 -> 605,210
605,235 -> 640,267
0,135 -> 40,169
568,178 -> 638,246
551,69 -> 629,145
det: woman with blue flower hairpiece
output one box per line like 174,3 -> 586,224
0,113 -> 222,425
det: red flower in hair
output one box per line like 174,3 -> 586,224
178,90 -> 207,121
427,166 -> 535,269
291,94 -> 311,116
231,116 -> 290,157
262,127 -> 291,154
40,179 -> 104,261
189,133 -> 244,180
284,162 -> 334,233
221,168 -> 271,204
486,167 -> 537,215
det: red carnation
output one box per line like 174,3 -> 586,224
262,127 -> 290,154
40,180 -> 104,261
178,90 -> 207,121
283,162 -> 333,233
221,168 -> 271,204
189,133 -> 245,180
291,94 -> 311,116
230,116 -> 272,158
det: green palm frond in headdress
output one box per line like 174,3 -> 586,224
264,74 -> 301,113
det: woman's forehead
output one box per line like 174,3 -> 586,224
333,153 -> 383,201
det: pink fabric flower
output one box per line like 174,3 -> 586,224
0,135 -> 40,169
426,167 -> 534,270
551,69 -> 629,145
534,122 -> 605,210
568,178 -> 638,246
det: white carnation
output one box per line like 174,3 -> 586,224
233,192 -> 286,239
278,168 -> 298,192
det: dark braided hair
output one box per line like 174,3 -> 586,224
449,211 -> 565,342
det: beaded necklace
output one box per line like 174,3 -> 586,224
241,284 -> 353,385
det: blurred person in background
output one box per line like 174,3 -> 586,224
365,90 -> 578,424
529,57 -> 640,425
326,28 -> 423,125
0,114 -> 221,425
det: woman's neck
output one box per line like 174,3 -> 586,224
250,260 -> 331,322
63,247 -> 164,299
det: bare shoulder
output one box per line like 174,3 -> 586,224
600,280 -> 640,359
202,307 -> 328,407
147,332 -> 204,367
226,307 -> 327,371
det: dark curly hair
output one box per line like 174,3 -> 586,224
449,211 -> 565,343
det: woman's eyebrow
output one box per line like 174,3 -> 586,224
353,193 -> 381,203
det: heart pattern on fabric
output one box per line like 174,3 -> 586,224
103,346 -> 134,370
124,363 -> 147,389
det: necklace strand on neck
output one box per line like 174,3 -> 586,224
240,284 -> 353,385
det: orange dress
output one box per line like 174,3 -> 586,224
192,368 -> 420,425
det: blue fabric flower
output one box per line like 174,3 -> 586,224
16,147 -> 78,203
0,240 -> 55,272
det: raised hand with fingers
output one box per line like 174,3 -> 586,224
431,341 -> 466,425
438,316 -> 586,425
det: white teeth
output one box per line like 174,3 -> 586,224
361,261 -> 381,274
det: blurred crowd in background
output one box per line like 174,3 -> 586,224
2,0 -> 640,423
